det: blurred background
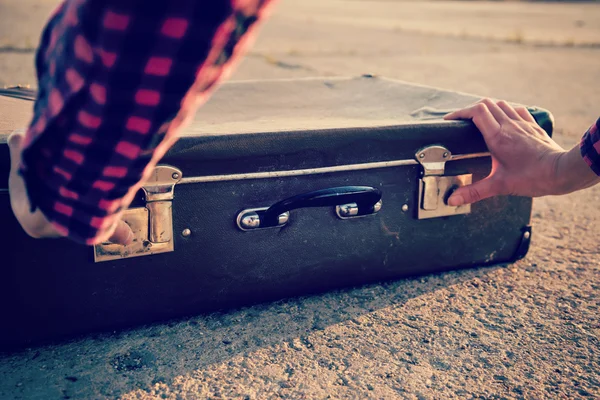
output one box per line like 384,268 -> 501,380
1,0 -> 598,137
1,1 -> 599,399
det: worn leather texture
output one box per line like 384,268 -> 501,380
0,76 -> 553,349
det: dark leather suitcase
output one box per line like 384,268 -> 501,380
0,76 -> 553,349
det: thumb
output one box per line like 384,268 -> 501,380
8,131 -> 24,170
447,177 -> 498,206
108,219 -> 134,245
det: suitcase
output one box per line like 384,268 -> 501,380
0,76 -> 554,349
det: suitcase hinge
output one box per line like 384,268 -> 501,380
416,145 -> 472,220
93,165 -> 182,262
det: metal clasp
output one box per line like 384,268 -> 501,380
335,200 -> 382,219
416,146 -> 471,220
93,165 -> 182,262
237,208 -> 290,231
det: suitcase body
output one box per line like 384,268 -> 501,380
0,76 -> 553,349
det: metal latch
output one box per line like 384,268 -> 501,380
416,145 -> 471,220
94,165 -> 182,262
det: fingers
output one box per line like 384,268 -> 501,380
496,100 -> 522,121
108,220 -> 134,245
515,106 -> 536,123
8,130 -> 24,148
9,130 -> 135,246
9,129 -> 134,246
447,177 -> 500,207
477,98 -> 511,123
8,131 -> 24,170
8,137 -> 64,239
444,102 -> 501,142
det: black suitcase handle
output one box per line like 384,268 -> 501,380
236,186 -> 382,230
263,186 -> 382,226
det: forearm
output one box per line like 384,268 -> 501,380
553,141 -> 600,195
554,117 -> 600,194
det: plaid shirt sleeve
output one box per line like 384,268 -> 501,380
19,0 -> 275,245
580,118 -> 600,176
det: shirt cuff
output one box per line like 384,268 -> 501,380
579,117 -> 600,176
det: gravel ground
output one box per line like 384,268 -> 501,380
1,1 -> 599,399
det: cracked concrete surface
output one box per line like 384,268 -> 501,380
1,1 -> 599,399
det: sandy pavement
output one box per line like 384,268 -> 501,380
1,1 -> 599,399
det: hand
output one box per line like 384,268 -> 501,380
443,98 -> 599,206
8,130 -> 134,245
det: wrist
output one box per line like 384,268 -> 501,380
551,145 -> 600,195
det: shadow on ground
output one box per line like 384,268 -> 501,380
1,264 -> 502,398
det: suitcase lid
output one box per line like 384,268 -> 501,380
0,75 -> 493,137
191,75 -> 480,135
0,76 -> 553,185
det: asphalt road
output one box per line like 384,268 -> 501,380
1,1 -> 599,399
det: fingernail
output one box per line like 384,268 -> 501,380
448,195 -> 464,207
123,228 -> 134,245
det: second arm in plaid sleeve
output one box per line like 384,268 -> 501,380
19,0 -> 275,245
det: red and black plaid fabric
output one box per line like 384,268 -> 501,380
19,0 -> 274,244
580,118 -> 600,175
